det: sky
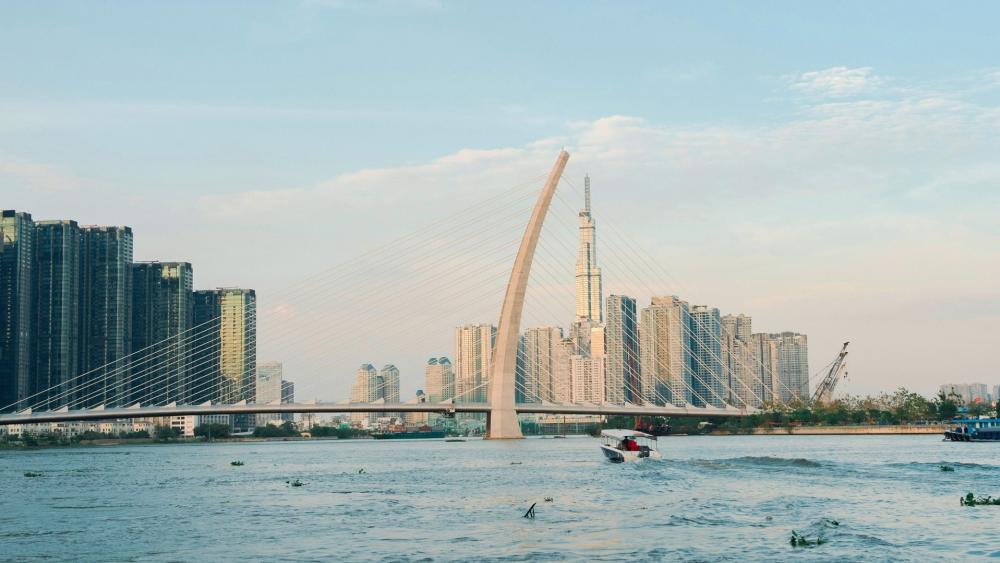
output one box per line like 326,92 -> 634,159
2,1 -> 999,400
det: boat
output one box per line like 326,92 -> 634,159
944,417 -> 1000,441
598,429 -> 663,463
371,430 -> 446,440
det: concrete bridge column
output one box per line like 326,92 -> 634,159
485,150 -> 569,439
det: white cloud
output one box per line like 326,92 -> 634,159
790,66 -> 882,97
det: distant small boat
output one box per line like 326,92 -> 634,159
944,417 -> 1000,442
444,438 -> 466,443
598,429 -> 663,463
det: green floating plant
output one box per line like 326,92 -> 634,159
286,479 -> 305,487
940,465 -> 955,472
790,530 -> 827,548
23,471 -> 44,478
961,492 -> 1000,506
230,460 -> 244,466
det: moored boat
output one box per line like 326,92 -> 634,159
598,429 -> 663,463
944,417 -> 1000,442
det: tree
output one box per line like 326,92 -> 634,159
194,423 -> 231,440
967,402 -> 990,417
933,391 -> 960,420
155,426 -> 181,440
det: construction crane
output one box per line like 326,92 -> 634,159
810,342 -> 849,403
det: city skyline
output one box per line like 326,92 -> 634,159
3,3 -> 998,399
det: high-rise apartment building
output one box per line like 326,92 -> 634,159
454,324 -> 495,403
575,175 -> 603,323
639,296 -> 691,406
280,379 -> 294,422
79,225 -> 133,407
570,354 -> 605,404
350,363 -> 379,425
606,295 -> 639,404
519,326 -> 563,403
689,305 -> 725,407
255,361 -> 283,426
751,333 -> 779,404
32,220 -> 81,406
771,332 -> 809,402
191,288 -> 256,411
379,364 -> 400,404
722,314 -> 758,407
0,210 -> 34,411
132,262 -> 193,405
423,357 -> 455,403
553,338 -> 574,404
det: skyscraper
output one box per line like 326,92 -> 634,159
605,295 -> 639,404
131,261 -> 193,405
751,333 -> 779,404
454,324 -> 495,403
689,305 -> 725,407
722,314 -> 758,407
0,210 -> 34,411
519,326 -> 563,403
575,175 -> 603,323
191,288 -> 256,410
255,361 -> 283,426
423,357 -> 455,403
280,379 -> 294,422
640,296 -> 691,406
350,363 -> 379,425
570,354 -> 605,404
79,225 -> 133,407
32,220 -> 81,406
379,364 -> 400,403
771,332 -> 809,402
553,337 -> 574,404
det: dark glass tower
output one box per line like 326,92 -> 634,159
32,220 -> 82,407
191,288 -> 256,415
0,210 -> 34,411
132,262 -> 193,406
79,226 -> 133,407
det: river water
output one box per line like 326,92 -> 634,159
1,434 -> 998,562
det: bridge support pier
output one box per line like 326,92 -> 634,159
485,150 -> 569,440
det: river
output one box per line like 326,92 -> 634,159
1,435 -> 998,561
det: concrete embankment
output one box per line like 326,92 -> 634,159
745,424 -> 947,435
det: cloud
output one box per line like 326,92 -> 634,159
790,66 -> 882,97
0,153 -> 82,194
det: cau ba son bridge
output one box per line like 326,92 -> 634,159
1,151 -> 837,438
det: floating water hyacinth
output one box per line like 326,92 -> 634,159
230,461 -> 244,466
939,465 -> 955,472
286,479 -> 304,487
23,471 -> 43,478
961,493 -> 1000,506
790,530 -> 827,547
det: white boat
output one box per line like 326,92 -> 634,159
598,429 -> 663,463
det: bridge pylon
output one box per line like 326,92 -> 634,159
485,150 -> 569,439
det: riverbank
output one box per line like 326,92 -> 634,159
737,424 -> 948,435
0,435 -> 362,450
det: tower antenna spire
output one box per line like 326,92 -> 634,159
584,174 -> 591,215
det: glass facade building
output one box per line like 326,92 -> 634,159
192,288 -> 256,409
32,220 -> 81,406
79,226 -> 133,407
132,262 -> 193,405
0,210 -> 34,411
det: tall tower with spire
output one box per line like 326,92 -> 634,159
575,175 -> 603,322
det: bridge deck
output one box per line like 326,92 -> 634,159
0,402 -> 753,426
